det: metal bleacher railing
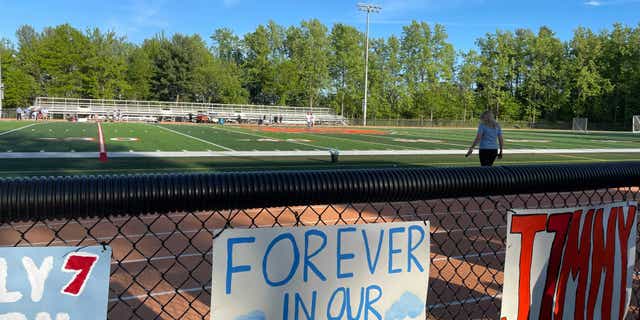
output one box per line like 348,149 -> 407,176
1,163 -> 640,319
32,97 -> 347,125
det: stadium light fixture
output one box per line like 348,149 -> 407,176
357,3 -> 381,127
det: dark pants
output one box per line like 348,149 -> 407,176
479,149 -> 498,167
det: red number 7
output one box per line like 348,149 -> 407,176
61,252 -> 99,296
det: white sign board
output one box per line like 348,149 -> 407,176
211,222 -> 430,320
500,201 -> 637,320
0,246 -> 111,319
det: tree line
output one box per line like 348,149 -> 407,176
1,21 -> 639,124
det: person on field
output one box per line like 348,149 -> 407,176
465,111 -> 503,166
307,112 -> 315,128
16,107 -> 22,120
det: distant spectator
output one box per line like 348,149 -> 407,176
16,107 -> 22,120
466,111 -> 504,166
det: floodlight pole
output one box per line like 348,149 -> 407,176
0,53 -> 3,119
358,3 -> 381,127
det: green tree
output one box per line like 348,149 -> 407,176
125,47 -> 153,100
84,29 -> 130,99
567,27 -> 613,118
1,40 -> 37,108
329,23 -> 363,116
285,19 -> 330,108
401,21 -> 455,119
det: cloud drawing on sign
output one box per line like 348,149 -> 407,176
234,311 -> 265,320
385,292 -> 425,320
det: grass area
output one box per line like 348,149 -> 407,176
0,152 -> 636,177
0,121 -> 98,152
0,119 -> 639,176
102,122 -> 222,151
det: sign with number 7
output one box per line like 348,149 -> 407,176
61,252 -> 100,296
0,246 -> 111,319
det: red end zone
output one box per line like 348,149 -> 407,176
257,127 -> 388,135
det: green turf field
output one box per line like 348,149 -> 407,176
0,120 -> 638,176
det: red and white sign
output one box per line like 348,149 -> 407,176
500,201 -> 637,320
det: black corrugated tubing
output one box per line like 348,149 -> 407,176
1,162 -> 640,222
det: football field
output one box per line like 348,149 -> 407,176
1,120 -> 639,176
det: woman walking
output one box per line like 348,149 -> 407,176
465,111 -> 504,166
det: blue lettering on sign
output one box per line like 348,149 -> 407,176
323,285 -> 383,320
407,226 -> 426,273
226,237 -> 256,294
362,229 -> 384,275
326,287 -> 347,320
304,230 -> 327,282
388,227 -> 405,274
346,287 -> 365,320
294,291 -> 317,320
218,223 -> 428,320
336,227 -> 356,279
263,233 -> 300,287
365,285 -> 383,320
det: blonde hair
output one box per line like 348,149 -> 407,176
480,111 -> 498,129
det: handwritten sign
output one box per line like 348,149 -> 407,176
0,246 -> 111,320
211,222 -> 430,320
500,202 -> 637,320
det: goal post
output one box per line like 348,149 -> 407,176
572,117 -> 588,133
633,116 -> 640,133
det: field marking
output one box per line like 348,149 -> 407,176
556,153 -> 605,162
208,126 -> 328,150
97,122 -> 107,161
299,130 -> 419,150
154,125 -> 234,151
0,123 -> 39,136
2,148 -> 640,159
360,133 -> 468,149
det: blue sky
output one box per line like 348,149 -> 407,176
0,0 -> 639,51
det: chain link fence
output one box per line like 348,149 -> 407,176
1,164 -> 640,319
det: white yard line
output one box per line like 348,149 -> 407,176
0,123 -> 39,136
360,133 -> 469,148
301,131 -> 419,150
2,148 -> 640,159
210,126 -> 328,150
154,125 -> 235,151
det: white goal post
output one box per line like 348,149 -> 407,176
633,116 -> 640,133
572,118 -> 588,133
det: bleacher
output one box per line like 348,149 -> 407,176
32,97 -> 347,125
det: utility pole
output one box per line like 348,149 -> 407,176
357,3 -> 381,127
0,53 -> 3,119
